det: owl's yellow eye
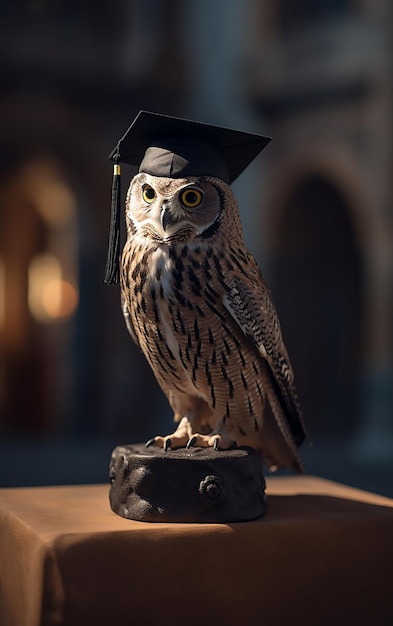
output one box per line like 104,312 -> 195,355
180,188 -> 203,208
142,184 -> 156,203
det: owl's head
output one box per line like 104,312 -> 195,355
126,172 -> 240,244
104,112 -> 270,283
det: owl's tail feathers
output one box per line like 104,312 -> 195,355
261,413 -> 305,474
260,368 -> 305,474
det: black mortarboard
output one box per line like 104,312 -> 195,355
104,111 -> 271,284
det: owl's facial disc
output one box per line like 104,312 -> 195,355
128,174 -> 222,243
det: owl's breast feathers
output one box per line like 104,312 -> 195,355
121,237 -> 306,462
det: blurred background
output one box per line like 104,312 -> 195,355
0,0 -> 392,495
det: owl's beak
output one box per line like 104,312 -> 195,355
160,203 -> 172,232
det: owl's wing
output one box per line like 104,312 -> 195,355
223,264 -> 306,449
121,292 -> 140,348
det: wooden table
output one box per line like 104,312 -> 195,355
1,476 -> 392,626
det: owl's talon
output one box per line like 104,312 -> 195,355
186,436 -> 198,449
164,438 -> 172,451
145,438 -> 156,448
213,438 -> 220,451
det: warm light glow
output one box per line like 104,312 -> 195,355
0,259 -> 4,329
28,254 -> 79,323
22,162 -> 77,226
42,279 -> 79,319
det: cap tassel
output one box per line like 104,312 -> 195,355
104,156 -> 121,285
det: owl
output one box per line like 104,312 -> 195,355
106,111 -> 307,473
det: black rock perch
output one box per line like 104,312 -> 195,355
109,443 -> 267,523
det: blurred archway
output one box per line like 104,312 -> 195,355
0,158 -> 79,433
270,175 -> 363,442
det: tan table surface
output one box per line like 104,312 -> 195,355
1,475 -> 392,626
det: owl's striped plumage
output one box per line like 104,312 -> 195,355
121,172 -> 306,472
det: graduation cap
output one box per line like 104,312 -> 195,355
104,111 -> 271,284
